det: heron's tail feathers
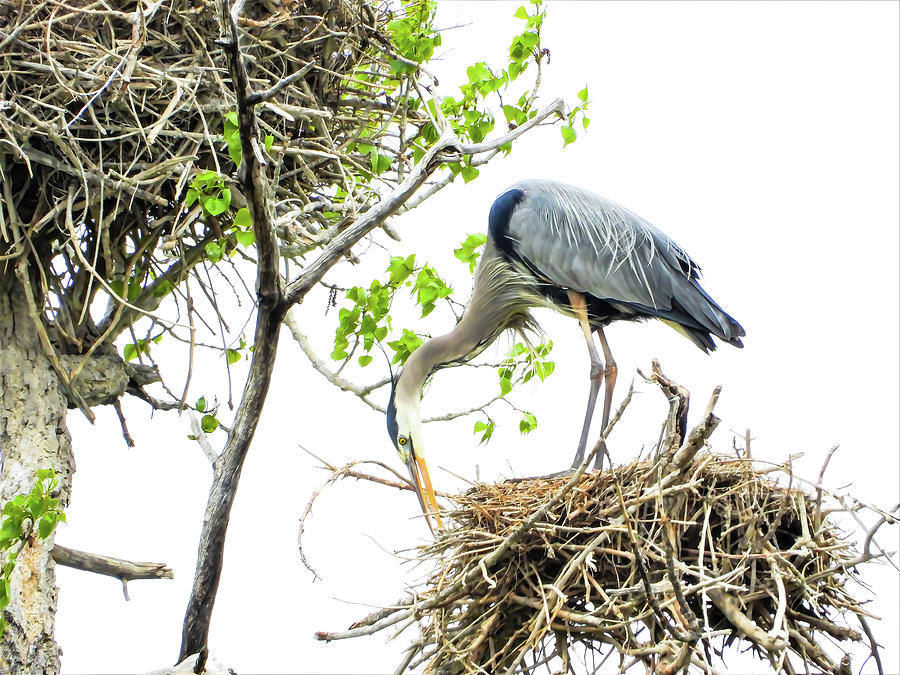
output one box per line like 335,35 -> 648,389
659,320 -> 713,352
666,284 -> 745,352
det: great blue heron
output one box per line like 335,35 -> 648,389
387,179 -> 744,530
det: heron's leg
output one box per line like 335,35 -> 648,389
593,326 -> 618,471
567,291 -> 603,469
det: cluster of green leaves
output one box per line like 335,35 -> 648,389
332,283 -> 388,366
473,341 -> 554,443
561,86 -> 590,147
331,254 -> 454,368
413,265 -> 453,317
454,233 -> 487,273
186,170 -> 232,218
473,418 -> 495,445
434,2 -> 551,181
497,341 -> 555,396
382,0 -> 582,184
386,0 -> 441,75
387,328 -> 424,367
184,170 -> 255,264
191,395 -> 221,435
327,3 -> 584,441
183,110 -> 275,264
225,334 -> 248,367
472,341 -> 554,443
0,470 -> 66,636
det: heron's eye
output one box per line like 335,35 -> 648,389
398,435 -> 408,446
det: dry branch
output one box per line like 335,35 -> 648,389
52,545 -> 173,582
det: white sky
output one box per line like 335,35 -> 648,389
54,2 -> 898,673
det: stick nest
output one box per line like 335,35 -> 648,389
408,454 -> 872,674
318,371 -> 895,674
0,0 -> 413,263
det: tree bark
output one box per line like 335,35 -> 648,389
0,276 -> 75,675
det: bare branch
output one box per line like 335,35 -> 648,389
52,545 -> 173,583
283,309 -> 389,411
178,1 -> 286,660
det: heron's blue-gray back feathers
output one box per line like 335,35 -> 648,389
500,180 -> 744,350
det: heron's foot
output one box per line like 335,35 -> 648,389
592,439 -> 610,472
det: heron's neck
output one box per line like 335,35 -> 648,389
396,317 -> 482,404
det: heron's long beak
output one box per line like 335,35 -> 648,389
405,452 -> 443,534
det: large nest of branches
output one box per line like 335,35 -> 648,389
318,370 -> 895,674
411,455 -> 873,674
0,0 -> 422,321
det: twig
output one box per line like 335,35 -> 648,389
189,413 -> 219,465
113,400 -> 135,448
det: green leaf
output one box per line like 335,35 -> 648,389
535,361 -> 555,380
234,207 -> 252,230
369,149 -> 392,174
582,116 -> 591,131
460,165 -> 479,183
519,411 -> 537,435
264,135 -> 274,154
0,520 -> 19,543
500,376 -> 512,396
226,349 -> 241,365
358,355 -> 373,367
202,188 -> 231,216
123,343 -> 138,362
514,6 -> 529,19
235,230 -> 255,247
474,419 -> 495,445
387,329 -> 423,365
561,125 -> 577,147
227,141 -> 242,167
467,62 -> 492,84
38,515 -> 56,539
453,233 -> 487,273
192,170 -> 220,186
201,414 -> 219,433
388,254 -> 416,286
413,265 -> 452,317
127,274 -> 143,301
26,494 -> 43,519
196,396 -> 207,412
205,240 -> 226,263
577,86 -> 589,102
347,286 -> 366,305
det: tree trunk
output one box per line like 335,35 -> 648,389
0,276 -> 74,675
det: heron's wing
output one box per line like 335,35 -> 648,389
505,180 -> 744,343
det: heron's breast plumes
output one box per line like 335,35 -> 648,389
462,240 -> 549,354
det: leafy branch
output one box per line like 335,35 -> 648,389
0,470 -> 66,636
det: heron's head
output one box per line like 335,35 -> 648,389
386,375 -> 442,533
